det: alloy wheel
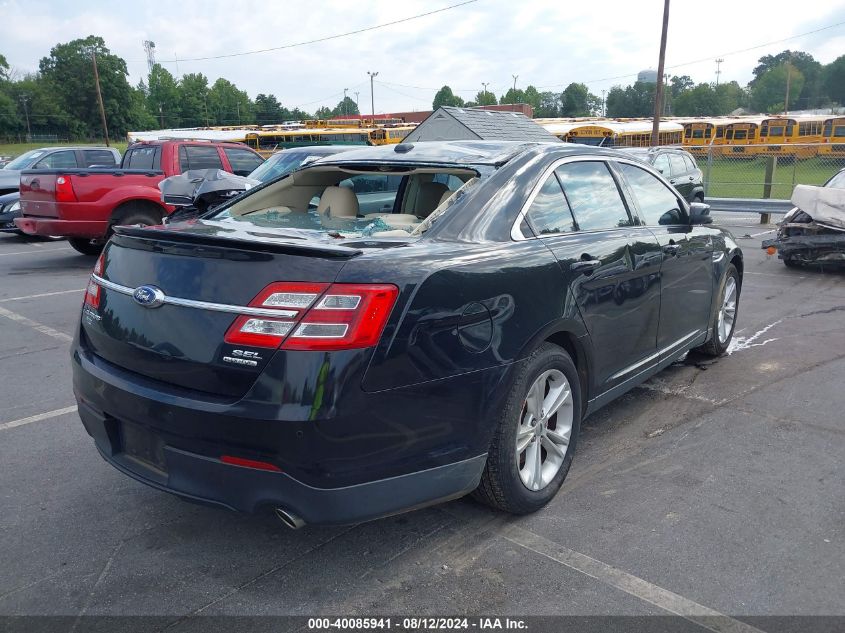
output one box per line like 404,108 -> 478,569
717,276 -> 737,344
516,369 -> 574,491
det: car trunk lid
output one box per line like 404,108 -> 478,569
81,222 -> 360,398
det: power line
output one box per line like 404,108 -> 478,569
147,0 -> 478,64
536,18 -> 845,89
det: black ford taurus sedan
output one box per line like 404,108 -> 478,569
72,141 -> 742,527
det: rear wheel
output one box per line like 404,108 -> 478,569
473,342 -> 581,514
695,263 -> 740,356
783,257 -> 802,269
113,204 -> 162,229
68,238 -> 104,256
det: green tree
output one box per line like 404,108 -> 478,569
750,63 -> 805,113
522,85 -> 541,111
500,87 -> 525,104
0,54 -> 9,82
669,75 -> 694,98
605,81 -> 655,117
752,50 -> 823,109
332,96 -> 359,117
147,64 -> 180,128
178,73 -> 209,127
534,91 -> 562,118
207,78 -> 252,125
474,89 -> 497,106
561,83 -> 600,116
432,85 -> 464,109
823,55 -> 845,106
314,106 -> 333,119
254,93 -> 284,123
39,35 -> 139,138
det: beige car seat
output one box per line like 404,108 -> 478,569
317,186 -> 359,218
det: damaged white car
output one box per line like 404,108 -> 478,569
763,169 -> 845,268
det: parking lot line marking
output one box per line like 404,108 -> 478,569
0,288 -> 84,303
0,305 -> 73,342
504,527 -> 767,633
0,246 -> 72,257
0,405 -> 78,432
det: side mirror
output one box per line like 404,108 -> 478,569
689,201 -> 713,225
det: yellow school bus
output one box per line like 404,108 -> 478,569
567,121 -> 683,147
819,116 -> 845,160
758,116 -> 825,159
244,125 -> 414,156
678,118 -> 744,158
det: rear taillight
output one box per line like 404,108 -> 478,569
224,282 -> 399,351
84,253 -> 105,309
55,176 -> 77,203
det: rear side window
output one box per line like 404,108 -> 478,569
223,147 -> 264,176
124,146 -> 160,170
652,154 -> 670,175
179,146 -> 224,172
82,149 -> 118,167
555,162 -> 632,231
683,155 -> 697,172
619,163 -> 685,226
33,150 -> 77,169
525,173 -> 576,235
669,154 -> 687,177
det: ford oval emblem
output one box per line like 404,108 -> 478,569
133,285 -> 165,308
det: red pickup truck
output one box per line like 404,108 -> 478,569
15,140 -> 264,255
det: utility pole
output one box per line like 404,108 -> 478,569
651,0 -> 670,147
90,48 -> 110,146
715,58 -> 724,87
601,90 -> 606,117
236,101 -> 240,124
512,74 -> 518,96
784,55 -> 793,115
204,94 -> 209,126
481,82 -> 489,104
19,95 -> 32,142
159,104 -> 164,128
367,71 -> 379,117
343,88 -> 348,116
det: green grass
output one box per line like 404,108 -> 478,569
0,141 -> 129,160
703,156 -> 844,199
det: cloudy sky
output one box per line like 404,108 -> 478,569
3,0 -> 845,113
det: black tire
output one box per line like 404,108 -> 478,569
473,342 -> 582,514
783,257 -> 802,269
68,237 -> 104,256
695,263 -> 740,357
113,204 -> 162,229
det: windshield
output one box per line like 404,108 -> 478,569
248,151 -> 325,183
4,150 -> 45,170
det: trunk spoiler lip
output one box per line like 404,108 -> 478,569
112,224 -> 364,259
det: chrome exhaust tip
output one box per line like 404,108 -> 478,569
274,507 -> 306,529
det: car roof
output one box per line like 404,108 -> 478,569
27,146 -> 115,152
274,145 -> 359,156
313,140 -> 621,167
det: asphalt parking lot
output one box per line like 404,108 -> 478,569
1,216 -> 843,631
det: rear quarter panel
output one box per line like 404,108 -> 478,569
335,240 -> 587,393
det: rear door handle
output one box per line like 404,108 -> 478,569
570,259 -> 602,275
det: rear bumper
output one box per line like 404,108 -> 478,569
78,399 -> 484,525
71,336 -> 505,524
14,216 -> 108,238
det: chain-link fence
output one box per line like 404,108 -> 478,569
691,144 -> 844,199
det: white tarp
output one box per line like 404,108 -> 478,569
791,184 -> 845,231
